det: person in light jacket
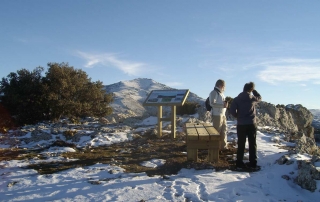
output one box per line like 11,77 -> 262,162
229,82 -> 262,170
209,79 -> 228,151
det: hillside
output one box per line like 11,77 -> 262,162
104,78 -> 319,130
310,109 -> 320,129
104,78 -> 203,117
1,78 -> 320,200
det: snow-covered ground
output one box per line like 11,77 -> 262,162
1,117 -> 320,202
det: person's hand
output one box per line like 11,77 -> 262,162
252,90 -> 259,96
224,101 -> 228,108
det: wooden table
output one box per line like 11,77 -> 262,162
185,123 -> 221,162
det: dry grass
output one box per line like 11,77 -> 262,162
1,131 -> 239,176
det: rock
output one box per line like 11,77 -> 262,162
7,181 -> 18,187
286,104 -> 313,129
151,129 -> 157,136
282,175 -> 291,180
276,155 -> 291,165
197,105 -> 212,123
295,135 -> 320,156
198,101 -> 315,143
99,117 -> 109,124
294,160 -> 320,192
255,102 -> 314,139
164,124 -> 171,130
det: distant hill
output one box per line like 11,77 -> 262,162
104,78 -> 203,117
310,109 -> 320,129
103,78 -> 320,130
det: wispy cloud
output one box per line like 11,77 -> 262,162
257,58 -> 320,84
164,82 -> 183,87
76,51 -> 148,76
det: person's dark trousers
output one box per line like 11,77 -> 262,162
236,124 -> 257,166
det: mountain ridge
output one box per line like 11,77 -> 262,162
104,78 -> 203,117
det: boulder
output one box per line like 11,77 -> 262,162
294,160 -> 320,192
295,135 -> 320,156
198,101 -> 315,141
196,104 -> 212,123
256,102 -> 314,138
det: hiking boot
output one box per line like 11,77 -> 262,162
236,162 -> 248,170
245,162 -> 261,171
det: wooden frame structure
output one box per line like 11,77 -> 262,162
185,123 -> 221,162
143,89 -> 189,139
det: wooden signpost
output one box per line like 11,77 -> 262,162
143,89 -> 189,139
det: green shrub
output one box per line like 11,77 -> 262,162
0,104 -> 14,133
0,62 -> 113,126
63,130 -> 77,140
0,67 -> 49,125
176,102 -> 199,115
225,96 -> 233,109
44,63 -> 113,120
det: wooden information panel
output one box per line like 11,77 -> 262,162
143,89 -> 190,138
143,89 -> 189,106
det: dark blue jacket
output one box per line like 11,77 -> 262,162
229,90 -> 262,125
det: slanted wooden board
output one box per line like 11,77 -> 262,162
185,123 -> 198,140
185,123 -> 220,140
202,123 -> 221,141
143,89 -> 190,139
195,124 -> 210,140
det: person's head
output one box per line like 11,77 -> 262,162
215,79 -> 226,92
243,82 -> 255,92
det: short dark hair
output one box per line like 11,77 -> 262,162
243,82 -> 255,92
215,79 -> 225,87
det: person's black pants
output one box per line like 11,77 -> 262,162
236,124 -> 257,166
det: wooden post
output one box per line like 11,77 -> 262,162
185,123 -> 220,162
143,89 -> 190,139
208,141 -> 220,162
157,105 -> 162,138
171,105 -> 176,139
187,148 -> 198,161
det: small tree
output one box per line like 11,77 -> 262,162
0,67 -> 48,124
0,63 -> 113,125
0,103 -> 14,133
44,62 -> 113,120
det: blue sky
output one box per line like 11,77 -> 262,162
1,0 -> 320,109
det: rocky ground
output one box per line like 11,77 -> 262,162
0,128 -> 239,176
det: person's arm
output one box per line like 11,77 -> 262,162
229,99 -> 237,118
252,90 -> 262,102
210,90 -> 224,108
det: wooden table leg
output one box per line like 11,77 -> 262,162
187,148 -> 198,161
208,141 -> 220,162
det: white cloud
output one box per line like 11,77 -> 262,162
76,51 -> 147,76
257,58 -> 320,84
164,82 -> 183,87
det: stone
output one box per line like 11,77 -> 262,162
276,155 -> 291,165
295,135 -> 320,156
294,160 -> 320,192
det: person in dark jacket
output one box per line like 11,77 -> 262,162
229,82 -> 262,170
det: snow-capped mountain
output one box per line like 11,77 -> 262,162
104,78 -> 320,131
104,78 -> 203,117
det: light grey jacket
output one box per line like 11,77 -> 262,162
209,87 -> 226,116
